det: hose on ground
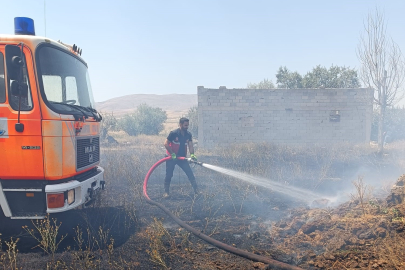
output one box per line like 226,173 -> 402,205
143,156 -> 303,270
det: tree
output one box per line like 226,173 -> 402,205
251,65 -> 360,90
118,114 -> 138,136
247,79 -> 275,89
136,104 -> 167,135
357,9 -> 405,153
276,66 -> 303,89
302,65 -> 360,88
118,104 -> 167,136
100,112 -> 118,140
186,106 -> 198,138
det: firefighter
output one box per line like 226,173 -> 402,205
163,117 -> 198,198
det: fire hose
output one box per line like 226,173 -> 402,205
143,156 -> 303,270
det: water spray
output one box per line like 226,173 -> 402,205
188,158 -> 334,207
143,156 -> 303,270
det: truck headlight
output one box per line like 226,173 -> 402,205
68,189 -> 75,205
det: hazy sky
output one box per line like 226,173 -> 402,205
1,0 -> 404,102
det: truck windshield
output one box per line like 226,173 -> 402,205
36,45 -> 96,115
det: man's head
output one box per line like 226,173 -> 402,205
179,117 -> 189,131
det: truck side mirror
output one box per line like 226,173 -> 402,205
6,44 -> 26,133
11,81 -> 28,97
5,45 -> 23,81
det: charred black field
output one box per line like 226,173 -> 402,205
0,138 -> 404,269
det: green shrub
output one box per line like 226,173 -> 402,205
118,104 -> 167,136
186,106 -> 198,138
118,114 -> 139,136
100,112 -> 118,140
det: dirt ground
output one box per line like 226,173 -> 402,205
1,141 -> 404,269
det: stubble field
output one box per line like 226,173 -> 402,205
0,137 -> 404,269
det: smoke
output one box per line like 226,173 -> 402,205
329,163 -> 401,202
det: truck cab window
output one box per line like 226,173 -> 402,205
66,76 -> 79,103
42,75 -> 62,102
37,46 -> 95,114
42,75 -> 80,105
0,52 -> 5,103
8,54 -> 33,111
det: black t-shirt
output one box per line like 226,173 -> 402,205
167,128 -> 192,157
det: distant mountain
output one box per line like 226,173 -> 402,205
96,94 -> 197,115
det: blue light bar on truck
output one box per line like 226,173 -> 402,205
14,17 -> 35,36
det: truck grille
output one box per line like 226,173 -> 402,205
76,137 -> 100,170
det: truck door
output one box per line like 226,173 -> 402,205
0,45 -> 44,180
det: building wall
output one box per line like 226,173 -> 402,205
197,87 -> 374,148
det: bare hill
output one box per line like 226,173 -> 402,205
96,94 -> 197,116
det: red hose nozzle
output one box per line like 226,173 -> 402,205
186,158 -> 203,166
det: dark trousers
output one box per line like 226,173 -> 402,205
164,159 -> 197,193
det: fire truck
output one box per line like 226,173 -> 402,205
0,17 -> 105,219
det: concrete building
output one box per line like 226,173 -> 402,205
197,86 -> 374,148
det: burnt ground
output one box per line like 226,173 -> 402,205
0,144 -> 404,269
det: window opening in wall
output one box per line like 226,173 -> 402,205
329,110 -> 340,122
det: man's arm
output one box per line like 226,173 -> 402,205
164,139 -> 174,154
188,140 -> 194,155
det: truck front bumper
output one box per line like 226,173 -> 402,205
45,167 -> 105,214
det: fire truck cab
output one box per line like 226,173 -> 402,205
0,17 -> 105,219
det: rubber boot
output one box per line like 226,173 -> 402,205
163,182 -> 171,199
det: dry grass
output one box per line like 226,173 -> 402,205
22,215 -> 66,260
1,237 -> 19,270
105,131 -> 166,148
350,176 -> 372,217
4,137 -> 405,269
145,217 -> 176,268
